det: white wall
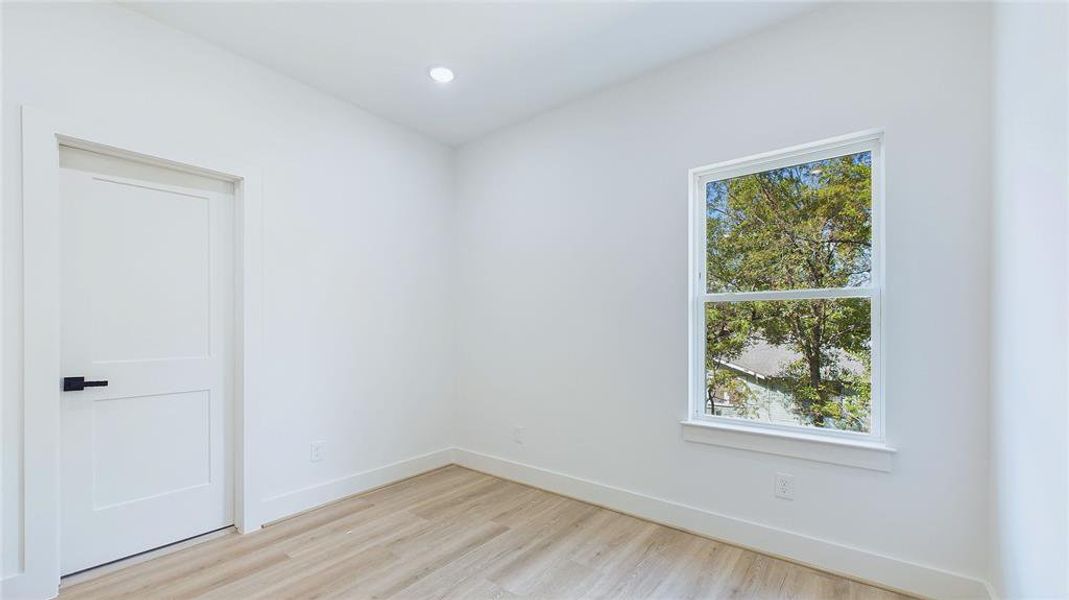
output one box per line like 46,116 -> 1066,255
990,3 -> 1069,598
2,1 -> 455,587
455,3 -> 992,596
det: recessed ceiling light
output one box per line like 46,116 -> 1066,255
428,66 -> 455,84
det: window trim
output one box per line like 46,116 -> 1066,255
679,419 -> 895,472
687,130 -> 887,449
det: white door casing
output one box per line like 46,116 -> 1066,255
58,166 -> 234,575
9,105 -> 265,600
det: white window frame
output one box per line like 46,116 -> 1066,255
686,131 -> 890,462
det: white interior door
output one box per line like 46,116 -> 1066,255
59,152 -> 235,576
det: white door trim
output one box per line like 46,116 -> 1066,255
7,106 -> 265,600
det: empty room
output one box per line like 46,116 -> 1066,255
1,1 -> 1066,599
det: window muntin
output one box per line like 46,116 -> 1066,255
691,134 -> 882,439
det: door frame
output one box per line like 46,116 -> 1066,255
11,106 -> 265,599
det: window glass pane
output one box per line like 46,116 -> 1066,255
704,298 -> 872,432
706,152 -> 872,293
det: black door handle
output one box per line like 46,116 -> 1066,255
63,376 -> 109,392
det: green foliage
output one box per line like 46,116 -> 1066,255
705,303 -> 759,418
705,153 -> 872,431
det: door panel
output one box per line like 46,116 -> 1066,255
59,165 -> 233,576
66,179 -> 212,361
91,390 -> 212,509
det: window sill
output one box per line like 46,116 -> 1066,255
680,419 -> 896,472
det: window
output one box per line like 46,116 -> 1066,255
689,132 -> 883,442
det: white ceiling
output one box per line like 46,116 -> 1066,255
127,2 -> 818,146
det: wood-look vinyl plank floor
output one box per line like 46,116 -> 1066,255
59,466 -> 914,600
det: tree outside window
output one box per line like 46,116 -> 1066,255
702,150 -> 874,433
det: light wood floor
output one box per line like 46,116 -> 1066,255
60,466 -> 913,600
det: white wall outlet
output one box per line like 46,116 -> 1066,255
512,426 -> 526,445
774,472 -> 795,500
310,441 -> 326,463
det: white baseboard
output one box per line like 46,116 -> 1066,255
452,448 -> 992,600
258,448 -> 455,525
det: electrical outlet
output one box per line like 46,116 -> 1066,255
774,472 -> 795,500
310,441 -> 326,463
512,426 -> 526,446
